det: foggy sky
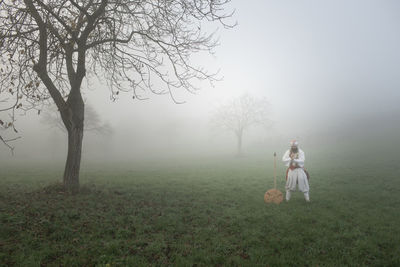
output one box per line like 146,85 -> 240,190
1,0 -> 400,162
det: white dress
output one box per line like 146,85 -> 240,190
282,149 -> 309,193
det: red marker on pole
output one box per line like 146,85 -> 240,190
264,152 -> 283,204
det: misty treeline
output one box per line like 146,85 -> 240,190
0,0 -> 235,192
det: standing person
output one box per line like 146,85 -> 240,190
282,140 -> 310,202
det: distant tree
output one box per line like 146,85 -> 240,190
212,94 -> 271,156
42,103 -> 112,136
0,0 -> 234,192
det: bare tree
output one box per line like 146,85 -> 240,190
212,94 -> 271,156
0,0 -> 234,192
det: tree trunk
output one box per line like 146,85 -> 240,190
62,95 -> 84,193
236,131 -> 243,157
63,126 -> 83,193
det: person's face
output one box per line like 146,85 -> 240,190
291,145 -> 298,152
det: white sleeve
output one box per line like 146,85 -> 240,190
293,150 -> 305,165
282,150 -> 291,165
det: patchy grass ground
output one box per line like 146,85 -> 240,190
1,153 -> 400,266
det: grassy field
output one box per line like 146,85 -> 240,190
1,151 -> 400,266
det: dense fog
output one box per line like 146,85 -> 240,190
1,0 -> 400,164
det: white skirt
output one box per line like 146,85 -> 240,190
285,168 -> 309,193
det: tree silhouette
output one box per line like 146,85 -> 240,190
212,94 -> 271,156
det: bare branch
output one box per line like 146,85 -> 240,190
0,134 -> 20,154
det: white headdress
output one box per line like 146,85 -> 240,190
290,139 -> 298,147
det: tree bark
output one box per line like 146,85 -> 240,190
63,126 -> 83,193
62,94 -> 84,193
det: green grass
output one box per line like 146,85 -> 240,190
1,153 -> 400,266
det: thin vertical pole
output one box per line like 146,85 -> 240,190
274,152 -> 277,189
